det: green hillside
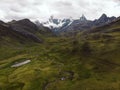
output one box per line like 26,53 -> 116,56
0,19 -> 120,90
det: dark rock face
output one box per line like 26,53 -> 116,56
99,14 -> 108,22
93,14 -> 116,26
83,18 -> 120,34
60,14 -> 116,33
34,20 -> 54,36
59,20 -> 94,32
10,19 -> 39,33
0,19 -> 42,43
0,20 -> 5,24
80,14 -> 87,22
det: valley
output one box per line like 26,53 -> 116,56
0,16 -> 120,90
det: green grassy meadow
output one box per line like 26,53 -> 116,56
0,22 -> 120,90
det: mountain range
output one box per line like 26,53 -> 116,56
0,13 -> 118,45
0,19 -> 53,46
37,14 -> 116,33
0,14 -> 120,90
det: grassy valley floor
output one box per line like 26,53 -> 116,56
1,18 -> 120,90
0,29 -> 120,90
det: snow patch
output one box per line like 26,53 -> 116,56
41,16 -> 73,29
11,60 -> 31,68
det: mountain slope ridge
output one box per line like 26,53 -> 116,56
39,14 -> 116,33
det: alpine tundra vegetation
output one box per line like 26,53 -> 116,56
0,0 -> 120,90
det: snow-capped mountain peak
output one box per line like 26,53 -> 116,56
41,16 -> 73,29
80,14 -> 87,22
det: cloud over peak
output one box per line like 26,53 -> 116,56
0,0 -> 120,22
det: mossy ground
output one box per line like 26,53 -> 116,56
0,28 -> 120,90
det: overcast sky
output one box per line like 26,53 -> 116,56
0,0 -> 120,22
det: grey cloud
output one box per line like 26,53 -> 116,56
0,0 -> 120,22
54,1 -> 73,7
